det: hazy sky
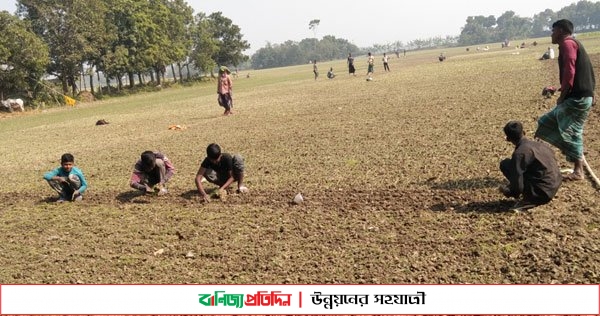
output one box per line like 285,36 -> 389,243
0,0 -> 583,53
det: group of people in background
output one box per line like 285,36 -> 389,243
315,51 -> 394,82
313,51 -> 395,82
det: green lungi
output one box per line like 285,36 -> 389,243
535,96 -> 593,162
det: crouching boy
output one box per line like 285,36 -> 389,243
195,143 -> 248,202
130,151 -> 175,195
43,153 -> 88,202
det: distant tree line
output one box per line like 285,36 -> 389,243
250,36 -> 359,69
0,0 -> 249,103
458,0 -> 600,45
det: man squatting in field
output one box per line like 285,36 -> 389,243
499,121 -> 562,210
43,153 -> 88,202
195,143 -> 249,203
535,19 -> 596,181
130,151 -> 175,195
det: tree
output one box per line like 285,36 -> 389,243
103,0 -> 175,87
189,12 -> 219,75
17,0 -> 107,95
309,19 -> 320,38
459,15 -> 496,46
163,0 -> 194,83
531,9 -> 556,37
495,11 -> 532,42
0,11 -> 49,101
250,36 -> 358,70
205,12 -> 250,68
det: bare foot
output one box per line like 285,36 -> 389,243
563,172 -> 584,181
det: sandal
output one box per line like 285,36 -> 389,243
509,200 -> 537,212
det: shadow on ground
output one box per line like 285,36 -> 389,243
426,176 -> 504,191
430,199 -> 516,213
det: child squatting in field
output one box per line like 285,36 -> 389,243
130,151 -> 175,195
43,153 -> 88,202
195,143 -> 249,203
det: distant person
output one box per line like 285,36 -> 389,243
43,153 -> 88,202
313,60 -> 319,80
499,121 -> 561,210
403,49 -> 406,57
366,52 -> 374,79
130,151 -> 175,195
382,53 -> 390,72
540,47 -> 555,60
347,53 -> 356,76
395,50 -> 400,58
327,67 -> 335,79
535,19 -> 596,181
217,66 -> 234,115
195,143 -> 248,203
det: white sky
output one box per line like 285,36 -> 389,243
0,0 -> 585,53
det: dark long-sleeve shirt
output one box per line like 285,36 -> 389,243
506,138 -> 562,201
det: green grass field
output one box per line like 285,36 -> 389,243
1,36 -> 599,284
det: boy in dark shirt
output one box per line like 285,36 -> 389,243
499,121 -> 562,210
195,143 -> 248,202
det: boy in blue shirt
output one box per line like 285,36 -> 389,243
43,153 -> 88,202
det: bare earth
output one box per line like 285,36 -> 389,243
0,39 -> 599,292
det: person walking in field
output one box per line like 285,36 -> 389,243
195,143 -> 249,203
534,19 -> 596,182
382,53 -> 390,72
43,153 -> 88,202
347,53 -> 356,76
217,66 -> 234,116
313,60 -> 319,80
130,151 -> 175,195
499,121 -> 562,211
366,52 -> 374,79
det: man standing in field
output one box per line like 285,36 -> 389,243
366,52 -> 374,80
535,19 -> 596,181
499,121 -> 562,210
382,53 -> 390,72
347,53 -> 356,76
